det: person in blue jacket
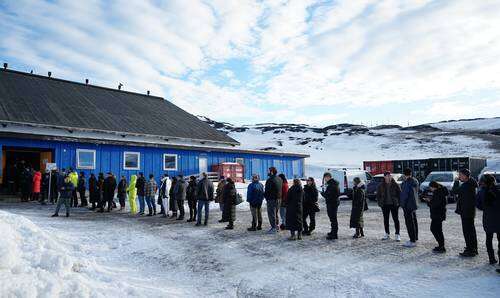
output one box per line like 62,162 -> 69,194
400,168 -> 419,248
247,174 -> 264,231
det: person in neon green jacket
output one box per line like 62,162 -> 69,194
127,175 -> 138,214
68,170 -> 79,207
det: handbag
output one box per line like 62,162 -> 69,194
235,193 -> 244,205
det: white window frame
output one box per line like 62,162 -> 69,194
76,149 -> 96,169
163,154 -> 178,171
123,151 -> 141,170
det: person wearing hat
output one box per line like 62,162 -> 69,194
376,171 -> 402,241
476,173 -> 500,265
320,172 -> 340,240
453,168 -> 479,257
350,177 -> 366,239
51,174 -> 75,217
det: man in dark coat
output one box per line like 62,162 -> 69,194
101,172 -> 117,212
321,172 -> 340,240
88,173 -> 98,209
175,175 -> 187,220
376,172 -> 401,241
196,173 -> 214,226
136,173 -> 146,215
117,176 -> 127,210
476,173 -> 500,264
50,169 -> 59,204
222,178 -> 237,230
286,179 -> 304,240
302,177 -> 319,235
264,167 -> 282,234
77,172 -> 87,207
400,168 -> 419,248
453,168 -> 478,257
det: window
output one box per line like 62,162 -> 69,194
123,151 -> 140,170
163,154 -> 178,171
76,149 -> 96,169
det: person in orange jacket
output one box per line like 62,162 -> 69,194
32,170 -> 42,202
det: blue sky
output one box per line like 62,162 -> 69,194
1,0 -> 500,126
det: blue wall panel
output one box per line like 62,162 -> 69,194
0,137 -> 306,182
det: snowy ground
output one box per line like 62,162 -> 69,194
1,200 -> 499,298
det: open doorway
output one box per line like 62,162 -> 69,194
1,146 -> 53,193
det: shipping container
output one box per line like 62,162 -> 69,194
212,162 -> 245,183
363,160 -> 393,176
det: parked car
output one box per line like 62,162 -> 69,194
366,173 -> 403,201
419,171 -> 459,202
325,168 -> 372,200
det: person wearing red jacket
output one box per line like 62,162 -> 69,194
32,170 -> 42,202
279,174 -> 289,231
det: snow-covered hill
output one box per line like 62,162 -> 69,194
198,116 -> 500,173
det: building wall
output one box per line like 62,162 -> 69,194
0,137 -> 305,181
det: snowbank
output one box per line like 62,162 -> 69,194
430,118 -> 500,131
0,210 -> 163,298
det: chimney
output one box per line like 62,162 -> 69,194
147,90 -> 150,96
85,78 -> 89,85
3,63 -> 7,69
118,83 -> 123,90
48,71 -> 52,78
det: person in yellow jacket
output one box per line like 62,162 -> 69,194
68,169 -> 79,207
127,175 -> 138,214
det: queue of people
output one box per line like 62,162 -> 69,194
40,165 -> 500,273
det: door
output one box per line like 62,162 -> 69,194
199,156 -> 208,173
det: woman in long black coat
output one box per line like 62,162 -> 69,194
169,177 -> 178,218
222,178 -> 237,230
303,177 -> 319,236
350,177 -> 366,238
423,181 -> 448,253
286,179 -> 304,240
477,174 -> 500,265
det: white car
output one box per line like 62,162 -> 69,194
420,171 -> 459,201
324,168 -> 373,199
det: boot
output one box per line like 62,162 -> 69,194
297,231 -> 302,240
353,228 -> 361,239
247,222 -> 257,231
360,228 -> 364,238
204,220 -> 208,226
66,212 -> 69,217
257,222 -> 262,230
225,222 -> 234,230
51,213 -> 59,217
488,250 -> 498,265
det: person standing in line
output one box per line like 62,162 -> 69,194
247,174 -> 264,231
20,165 -> 33,202
101,172 -> 117,213
302,177 -> 319,236
77,172 -> 88,207
476,174 -> 500,265
88,173 -> 98,210
350,177 -> 366,239
51,174 -> 74,217
454,168 -> 479,257
186,176 -> 198,222
97,172 -> 105,211
175,175 -> 187,220
50,169 -> 59,204
127,175 -> 138,214
196,172 -> 214,226
400,168 -> 419,248
158,175 -> 171,217
278,174 -> 289,231
216,176 -> 226,223
117,175 -> 127,211
169,177 -> 178,218
40,171 -> 49,205
286,179 -> 304,240
145,174 -> 157,216
422,181 -> 449,253
32,170 -> 42,203
264,167 -> 282,234
376,172 -> 402,241
222,177 -> 237,230
68,168 -> 79,207
136,173 -> 146,215
321,172 -> 340,240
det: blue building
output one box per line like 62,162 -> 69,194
0,67 -> 307,185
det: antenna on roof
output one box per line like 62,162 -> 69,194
147,90 -> 150,96
48,71 -> 52,78
85,78 -> 89,85
118,83 -> 123,90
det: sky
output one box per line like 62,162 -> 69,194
1,0 -> 500,127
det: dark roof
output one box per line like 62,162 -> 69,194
0,69 -> 238,145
